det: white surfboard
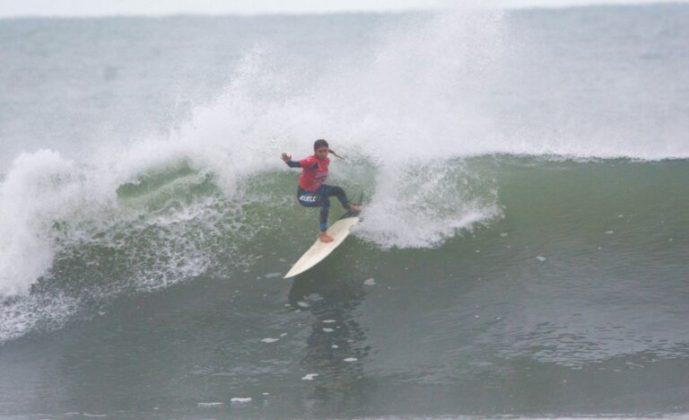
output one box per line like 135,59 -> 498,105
284,215 -> 360,278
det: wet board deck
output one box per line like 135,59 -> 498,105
283,215 -> 360,278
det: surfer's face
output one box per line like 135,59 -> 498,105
315,147 -> 329,160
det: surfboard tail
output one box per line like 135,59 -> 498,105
341,192 -> 364,219
283,216 -> 360,278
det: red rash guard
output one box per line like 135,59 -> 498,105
297,155 -> 329,192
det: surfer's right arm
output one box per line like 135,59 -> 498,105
281,153 -> 302,168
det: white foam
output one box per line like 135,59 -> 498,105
364,278 -> 376,286
230,397 -> 252,404
0,149 -> 220,287
0,150 -> 106,297
306,293 -> 323,302
197,402 -> 224,408
301,373 -> 319,381
0,289 -> 80,343
261,338 -> 279,343
0,144 -> 247,342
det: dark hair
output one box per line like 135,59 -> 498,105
313,138 -> 344,159
313,139 -> 329,151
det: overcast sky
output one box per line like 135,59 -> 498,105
0,0 -> 685,17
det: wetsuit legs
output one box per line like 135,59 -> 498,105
318,185 -> 349,231
297,185 -> 350,232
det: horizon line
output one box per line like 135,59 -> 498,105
0,0 -> 686,19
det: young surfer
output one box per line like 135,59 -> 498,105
281,139 -> 361,243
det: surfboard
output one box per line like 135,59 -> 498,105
284,212 -> 360,279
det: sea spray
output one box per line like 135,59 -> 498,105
0,150 -> 94,297
2,5 -> 688,346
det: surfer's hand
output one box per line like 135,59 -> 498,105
281,153 -> 291,162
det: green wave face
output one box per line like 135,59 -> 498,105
4,155 -> 688,344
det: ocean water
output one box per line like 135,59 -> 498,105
1,4 -> 688,419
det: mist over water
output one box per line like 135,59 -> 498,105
1,4 -> 689,418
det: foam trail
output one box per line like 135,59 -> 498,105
357,161 -> 501,248
288,7 -> 507,246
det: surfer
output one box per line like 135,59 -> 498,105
281,139 -> 361,243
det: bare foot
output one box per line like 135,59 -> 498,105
319,232 -> 334,243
